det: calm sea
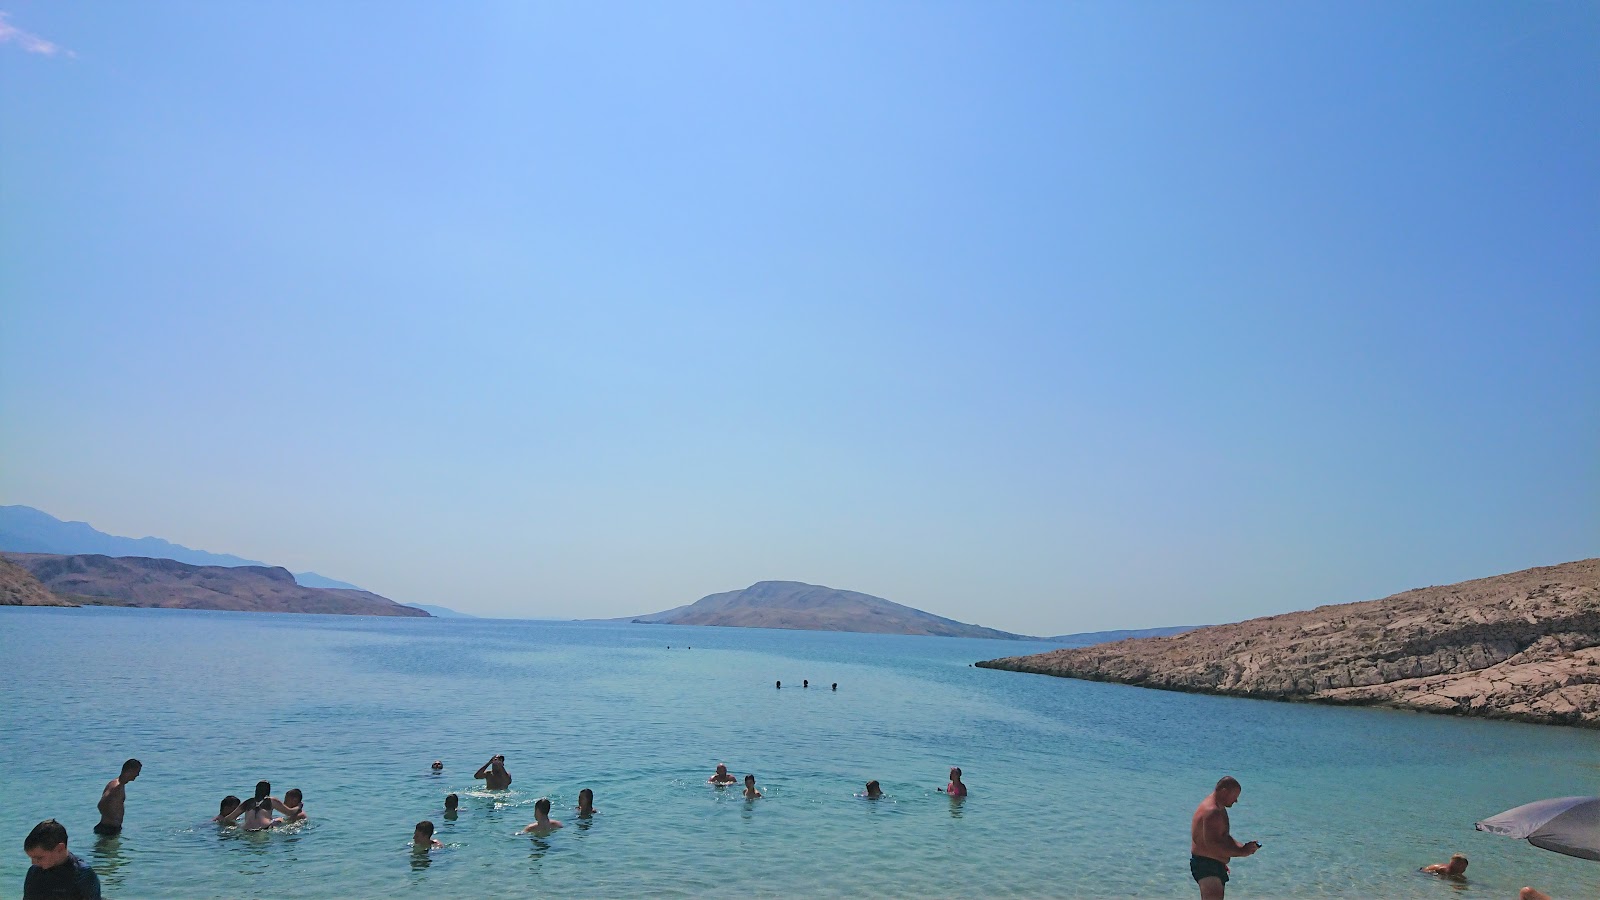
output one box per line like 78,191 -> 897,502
1,606 -> 1596,898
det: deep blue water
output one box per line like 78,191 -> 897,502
1,606 -> 1596,898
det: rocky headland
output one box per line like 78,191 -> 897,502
3,553 -> 429,617
977,559 -> 1600,728
1,557 -> 75,606
631,580 -> 1033,639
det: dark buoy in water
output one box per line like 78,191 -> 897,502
831,683 -> 837,691
803,679 -> 809,688
776,680 -> 781,689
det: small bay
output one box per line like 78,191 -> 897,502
1,606 -> 1595,898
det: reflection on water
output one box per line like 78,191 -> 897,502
90,834 -> 129,889
409,846 -> 432,871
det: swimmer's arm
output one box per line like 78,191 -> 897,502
216,806 -> 244,824
269,798 -> 295,815
474,762 -> 493,779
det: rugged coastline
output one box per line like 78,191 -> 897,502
978,559 -> 1600,728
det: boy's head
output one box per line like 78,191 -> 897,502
534,797 -> 552,817
444,793 -> 459,811
219,795 -> 241,816
23,820 -> 70,870
284,789 -> 302,806
414,821 -> 434,839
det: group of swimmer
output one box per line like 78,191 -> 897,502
15,757 -> 1561,899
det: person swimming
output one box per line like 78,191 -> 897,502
743,774 -> 762,799
413,820 -> 441,850
431,760 -> 443,772
576,788 -> 597,817
946,767 -> 967,798
864,780 -> 882,800
281,788 -> 306,823
1421,854 -> 1468,880
708,763 -> 738,785
212,796 -> 241,823
521,798 -> 563,835
443,793 -> 460,819
474,754 -> 512,790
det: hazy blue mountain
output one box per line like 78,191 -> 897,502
0,505 -> 362,591
406,604 -> 476,618
631,580 -> 1037,639
1042,625 -> 1200,647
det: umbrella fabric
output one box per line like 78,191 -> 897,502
1476,796 -> 1600,862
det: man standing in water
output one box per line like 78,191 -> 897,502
94,759 -> 140,836
474,754 -> 512,790
1190,776 -> 1259,899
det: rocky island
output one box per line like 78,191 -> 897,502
978,559 -> 1600,728
631,580 -> 1033,639
3,552 -> 429,617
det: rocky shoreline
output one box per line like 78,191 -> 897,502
978,559 -> 1600,728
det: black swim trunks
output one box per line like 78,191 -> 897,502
93,822 -> 121,836
1190,855 -> 1228,884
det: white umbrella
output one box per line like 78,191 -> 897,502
1475,796 -> 1600,862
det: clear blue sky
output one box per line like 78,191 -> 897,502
2,2 -> 1595,633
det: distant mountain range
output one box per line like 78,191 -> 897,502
631,581 -> 1037,639
0,505 -> 361,590
3,552 -> 428,617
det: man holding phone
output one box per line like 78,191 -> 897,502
474,754 -> 512,790
1189,776 -> 1260,899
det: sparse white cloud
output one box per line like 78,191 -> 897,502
0,11 -> 74,57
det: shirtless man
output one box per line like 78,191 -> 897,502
1190,776 -> 1259,900
474,755 -> 512,790
218,782 -> 294,831
95,759 -> 141,836
1420,854 -> 1467,880
707,763 -> 738,785
743,774 -> 762,799
521,798 -> 563,835
945,767 -> 967,798
413,821 -> 442,850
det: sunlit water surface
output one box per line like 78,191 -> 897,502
1,607 -> 1596,898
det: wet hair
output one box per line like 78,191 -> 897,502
865,780 -> 880,793
284,789 -> 302,805
121,759 -> 142,775
578,788 -> 594,806
949,767 -> 962,779
219,795 -> 241,815
744,774 -> 756,783
444,793 -> 459,810
1215,776 -> 1241,793
254,781 -> 271,799
24,819 -> 68,851
534,798 -> 552,816
415,821 -> 434,838
1449,854 -> 1468,868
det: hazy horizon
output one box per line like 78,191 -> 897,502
3,3 -> 1595,634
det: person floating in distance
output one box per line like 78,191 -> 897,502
803,680 -> 809,688
443,793 -> 460,820
522,798 -> 563,835
23,819 -> 100,900
743,774 -> 762,799
474,754 -> 512,790
775,680 -> 781,689
708,763 -> 738,785
945,767 -> 967,797
864,780 -> 882,800
1420,854 -> 1468,880
413,821 -> 441,850
431,760 -> 443,772
831,683 -> 837,691
1189,776 -> 1259,900
95,759 -> 140,836
576,788 -> 597,817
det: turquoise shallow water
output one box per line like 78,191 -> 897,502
1,606 -> 1597,899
